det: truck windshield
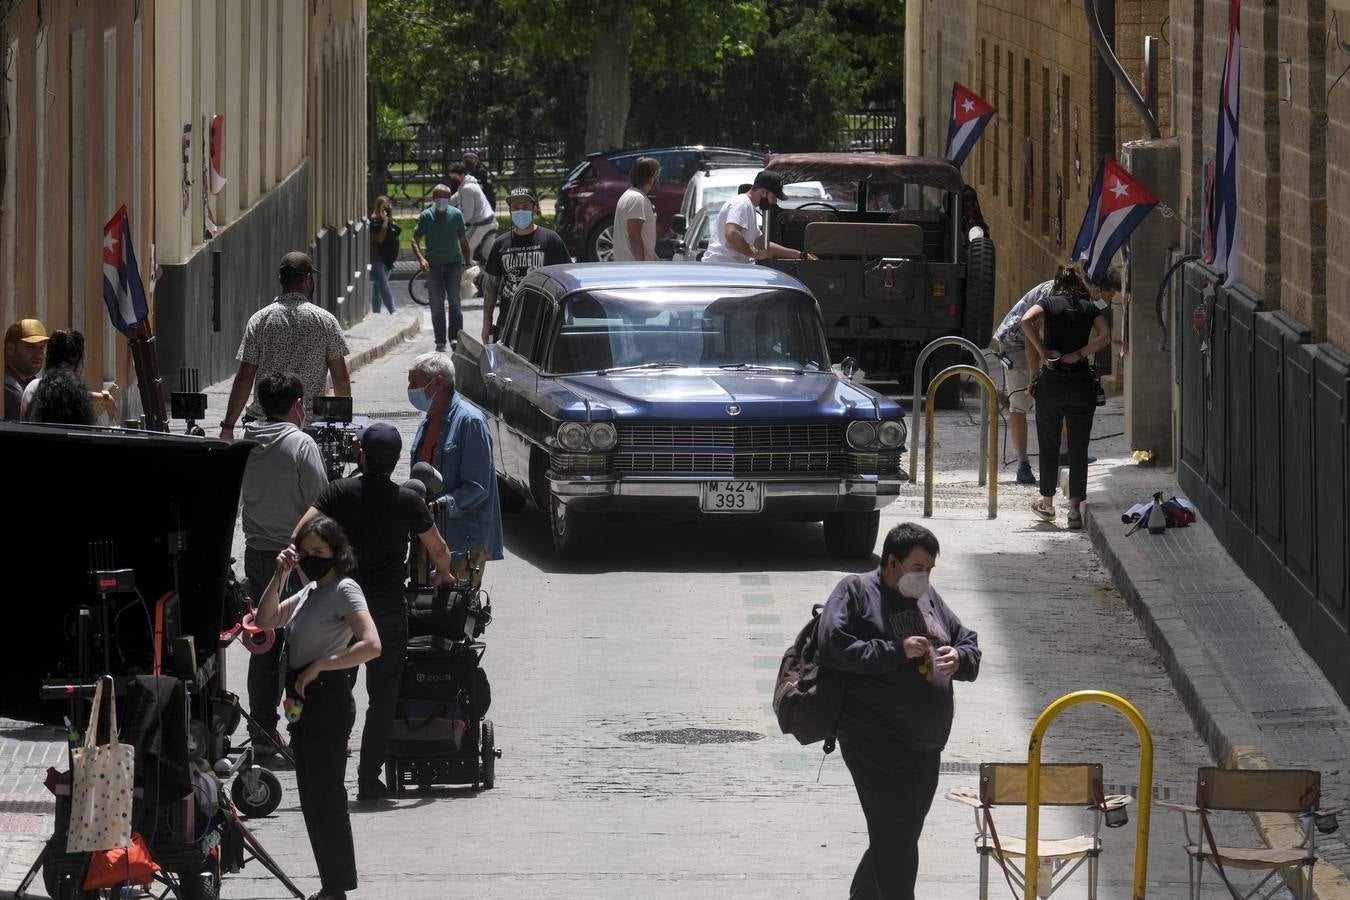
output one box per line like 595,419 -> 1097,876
550,287 -> 829,374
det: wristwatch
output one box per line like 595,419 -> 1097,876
219,420 -> 235,430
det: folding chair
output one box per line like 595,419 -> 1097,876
946,762 -> 1132,899
1158,767 -> 1340,899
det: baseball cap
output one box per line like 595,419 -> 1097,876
356,422 -> 402,474
507,187 -> 539,206
278,251 -> 319,278
753,171 -> 785,199
5,319 -> 48,344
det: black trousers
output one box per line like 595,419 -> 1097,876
288,669 -> 358,894
1034,367 -> 1096,500
839,733 -> 942,900
358,610 -> 408,784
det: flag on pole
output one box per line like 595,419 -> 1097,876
209,114 -> 227,195
944,82 -> 996,168
102,206 -> 150,338
1069,157 -> 1158,285
1204,0 -> 1239,287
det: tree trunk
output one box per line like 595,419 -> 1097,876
584,14 -> 633,153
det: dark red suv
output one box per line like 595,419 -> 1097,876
555,146 -> 766,261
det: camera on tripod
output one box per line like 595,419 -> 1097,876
304,395 -> 361,481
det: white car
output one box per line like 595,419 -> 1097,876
673,169 -> 829,260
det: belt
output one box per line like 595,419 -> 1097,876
468,216 -> 496,228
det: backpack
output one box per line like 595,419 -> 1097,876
773,604 -> 845,750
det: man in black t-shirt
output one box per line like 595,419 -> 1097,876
481,187 -> 571,343
293,422 -> 453,800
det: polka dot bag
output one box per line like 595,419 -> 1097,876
66,676 -> 135,853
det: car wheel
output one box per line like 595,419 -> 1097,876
586,218 -> 615,263
498,477 -> 528,514
823,511 -> 880,559
926,345 -> 966,410
549,492 -> 593,558
963,235 -> 997,348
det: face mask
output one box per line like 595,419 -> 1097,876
896,570 -> 930,599
299,555 -> 335,583
510,210 -> 534,229
758,196 -> 775,211
434,198 -> 451,212
408,385 -> 435,411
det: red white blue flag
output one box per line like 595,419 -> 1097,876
102,206 -> 150,338
1204,0 -> 1239,287
944,82 -> 995,168
1070,157 -> 1158,285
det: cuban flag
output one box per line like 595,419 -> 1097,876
102,205 -> 150,338
1070,157 -> 1158,285
944,82 -> 995,168
1204,0 -> 1239,287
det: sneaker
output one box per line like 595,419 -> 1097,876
1067,509 -> 1083,530
1015,461 -> 1036,485
306,892 -> 346,900
252,733 -> 287,757
356,778 -> 388,801
435,343 -> 446,353
1031,499 -> 1056,521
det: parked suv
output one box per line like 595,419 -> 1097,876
555,146 -> 765,262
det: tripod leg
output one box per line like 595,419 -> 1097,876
235,816 -> 306,898
13,840 -> 52,898
234,705 -> 297,767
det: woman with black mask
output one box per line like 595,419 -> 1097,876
1019,265 -> 1112,530
255,516 -> 380,900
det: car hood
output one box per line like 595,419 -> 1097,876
555,369 -> 901,420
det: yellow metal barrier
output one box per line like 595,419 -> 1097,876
924,364 -> 999,518
1024,691 -> 1154,900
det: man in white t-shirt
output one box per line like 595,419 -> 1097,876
702,171 -> 811,264
448,161 -> 497,266
612,156 -> 660,262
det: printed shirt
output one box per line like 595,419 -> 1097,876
994,279 -> 1054,351
413,206 -> 467,265
485,227 -> 571,318
411,393 -> 505,562
237,293 -> 349,421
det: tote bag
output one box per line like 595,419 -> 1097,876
67,677 -> 135,853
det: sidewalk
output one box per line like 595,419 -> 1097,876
1077,407 -> 1350,897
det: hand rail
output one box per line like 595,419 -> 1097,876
909,337 -> 993,485
924,364 -> 999,518
1024,691 -> 1154,899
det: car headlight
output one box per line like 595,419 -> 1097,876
557,422 -> 588,451
588,422 -> 618,451
846,420 -> 877,450
877,420 -> 906,448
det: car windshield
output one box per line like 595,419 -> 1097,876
705,181 -> 826,211
550,287 -> 828,374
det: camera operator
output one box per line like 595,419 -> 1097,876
293,422 -> 455,801
239,372 -> 328,753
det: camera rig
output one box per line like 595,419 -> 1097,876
304,395 -> 363,481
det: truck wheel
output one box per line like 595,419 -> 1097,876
963,235 -> 997,348
549,493 -> 594,558
585,218 -> 615,262
921,345 -> 965,410
823,511 -> 880,558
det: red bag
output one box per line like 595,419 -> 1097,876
83,831 -> 160,889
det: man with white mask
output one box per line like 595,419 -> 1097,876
817,522 -> 981,900
412,183 -> 472,352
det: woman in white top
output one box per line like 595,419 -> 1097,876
256,515 -> 380,900
20,329 -> 118,423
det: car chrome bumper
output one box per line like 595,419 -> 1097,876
549,474 -> 903,511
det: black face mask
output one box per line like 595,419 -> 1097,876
758,196 -> 775,211
299,555 -> 335,583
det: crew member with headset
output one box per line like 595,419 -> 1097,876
1021,265 -> 1112,530
292,422 -> 455,801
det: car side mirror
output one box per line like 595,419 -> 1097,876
840,357 -> 859,381
670,214 -> 687,236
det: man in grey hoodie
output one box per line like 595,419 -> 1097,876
240,371 -> 328,751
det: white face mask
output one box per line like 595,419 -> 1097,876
896,570 -> 930,599
434,198 -> 451,212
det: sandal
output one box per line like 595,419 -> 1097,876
1031,500 -> 1056,521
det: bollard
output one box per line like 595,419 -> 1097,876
924,364 -> 999,519
909,336 -> 994,485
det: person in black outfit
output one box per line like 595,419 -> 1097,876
817,523 -> 981,899
256,515 -> 381,900
368,196 -> 400,315
293,422 -> 454,800
462,151 -> 496,211
480,187 -> 571,344
1020,265 -> 1113,530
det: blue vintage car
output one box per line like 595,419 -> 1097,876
451,262 -> 907,558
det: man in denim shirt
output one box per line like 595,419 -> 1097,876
406,352 -> 504,586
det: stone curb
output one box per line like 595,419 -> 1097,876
345,316 -> 422,376
1079,485 -> 1350,899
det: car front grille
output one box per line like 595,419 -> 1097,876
844,451 -> 906,477
612,451 -> 843,476
549,453 -> 612,477
617,422 -> 843,449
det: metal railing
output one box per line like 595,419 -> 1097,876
924,364 -> 999,519
909,337 -> 995,485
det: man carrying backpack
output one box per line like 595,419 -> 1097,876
817,522 -> 981,899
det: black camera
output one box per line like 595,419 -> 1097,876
305,398 -> 362,481
312,395 -> 353,422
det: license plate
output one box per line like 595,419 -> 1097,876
700,481 -> 763,513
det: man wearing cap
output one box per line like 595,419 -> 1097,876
238,371 -> 327,752
294,421 -> 454,801
462,151 -> 496,212
4,319 -> 48,421
702,170 -> 811,265
219,252 -> 351,440
447,162 -> 497,271
482,188 -> 571,343
413,184 -> 473,352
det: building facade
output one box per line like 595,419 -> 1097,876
0,0 -> 368,407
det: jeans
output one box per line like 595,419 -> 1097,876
1034,367 -> 1096,500
358,609 -> 408,784
426,261 -> 464,348
371,259 -> 396,314
288,669 -> 358,895
839,734 -> 942,900
243,546 -> 299,738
